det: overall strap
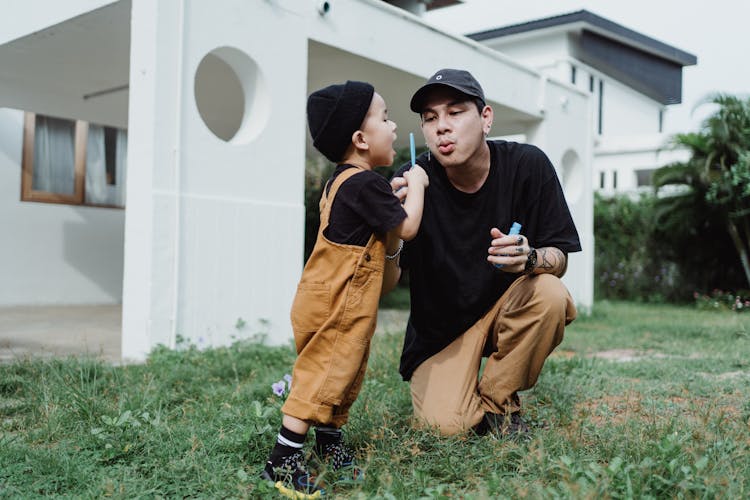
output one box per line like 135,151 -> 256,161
318,166 -> 365,230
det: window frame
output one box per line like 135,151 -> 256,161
20,111 -> 123,209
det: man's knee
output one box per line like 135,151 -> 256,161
533,273 -> 566,301
414,411 -> 479,436
530,274 -> 576,323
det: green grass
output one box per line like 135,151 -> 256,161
1,301 -> 749,498
378,284 -> 410,310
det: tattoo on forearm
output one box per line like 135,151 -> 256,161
537,247 -> 567,276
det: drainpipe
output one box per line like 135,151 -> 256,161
169,0 -> 186,349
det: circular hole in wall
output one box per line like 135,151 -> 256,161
561,149 -> 582,204
194,47 -> 269,144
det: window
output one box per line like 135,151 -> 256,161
570,65 -> 577,85
21,112 -> 127,208
599,171 -> 605,189
636,168 -> 655,187
589,75 -> 594,93
598,80 -> 604,135
612,170 -> 618,189
658,109 -> 664,133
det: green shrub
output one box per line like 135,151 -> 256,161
594,193 -> 681,302
303,156 -> 335,262
594,192 -> 747,303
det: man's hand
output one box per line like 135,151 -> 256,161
487,228 -> 569,277
487,227 -> 529,273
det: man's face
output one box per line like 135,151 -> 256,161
419,87 -> 492,169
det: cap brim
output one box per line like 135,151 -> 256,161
409,82 -> 481,113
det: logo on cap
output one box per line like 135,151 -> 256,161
435,75 -> 443,80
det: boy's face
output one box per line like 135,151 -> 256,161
359,92 -> 397,167
419,87 -> 492,170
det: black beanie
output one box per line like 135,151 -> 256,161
307,81 -> 375,163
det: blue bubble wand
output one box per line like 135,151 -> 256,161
409,132 -> 416,169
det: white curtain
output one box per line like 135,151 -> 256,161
85,125 -> 127,207
115,128 -> 128,207
33,115 -> 76,194
85,124 -> 108,204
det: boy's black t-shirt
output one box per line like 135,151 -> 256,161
324,164 -> 406,246
393,141 -> 581,381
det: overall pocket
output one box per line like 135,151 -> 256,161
316,332 -> 371,406
290,282 -> 330,350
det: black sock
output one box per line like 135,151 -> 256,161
314,426 -> 342,451
267,425 -> 306,466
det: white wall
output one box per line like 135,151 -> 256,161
0,108 -> 124,305
484,34 -> 663,133
600,76 -> 662,136
485,32 -> 571,70
594,134 -> 689,194
122,0 -> 309,359
484,34 -> 674,196
526,80 -> 594,311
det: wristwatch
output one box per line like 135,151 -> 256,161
524,247 -> 537,274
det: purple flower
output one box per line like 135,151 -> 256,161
283,374 -> 292,390
271,381 -> 286,397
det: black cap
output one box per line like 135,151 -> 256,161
410,68 -> 485,113
307,80 -> 375,163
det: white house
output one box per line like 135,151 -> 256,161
466,10 -> 697,196
0,0 -> 593,362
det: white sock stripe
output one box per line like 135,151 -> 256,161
277,433 -> 304,448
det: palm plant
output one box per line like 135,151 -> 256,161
653,94 -> 750,288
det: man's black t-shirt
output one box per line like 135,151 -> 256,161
393,141 -> 581,381
324,164 -> 406,246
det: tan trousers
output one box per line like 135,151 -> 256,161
409,274 -> 576,435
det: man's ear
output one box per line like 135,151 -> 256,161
482,105 -> 494,136
351,130 -> 369,151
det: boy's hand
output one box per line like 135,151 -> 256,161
403,165 -> 429,188
390,176 -> 408,202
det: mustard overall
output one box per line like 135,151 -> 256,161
281,167 -> 386,427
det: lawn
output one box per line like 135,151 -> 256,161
1,301 -> 749,498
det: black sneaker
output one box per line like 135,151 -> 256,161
315,441 -> 364,481
260,449 -> 324,499
475,412 -> 531,439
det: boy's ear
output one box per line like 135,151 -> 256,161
351,130 -> 369,151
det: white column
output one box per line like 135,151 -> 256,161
121,0 -> 183,361
526,80 -> 594,311
122,0 -> 309,361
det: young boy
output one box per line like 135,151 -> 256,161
260,80 -> 428,498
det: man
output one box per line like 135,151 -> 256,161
385,68 -> 580,437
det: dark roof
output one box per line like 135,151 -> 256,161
468,10 -> 696,67
426,0 -> 463,11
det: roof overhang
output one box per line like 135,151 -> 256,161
0,0 -> 131,126
0,0 -> 555,146
469,10 -> 696,66
468,10 -> 697,105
